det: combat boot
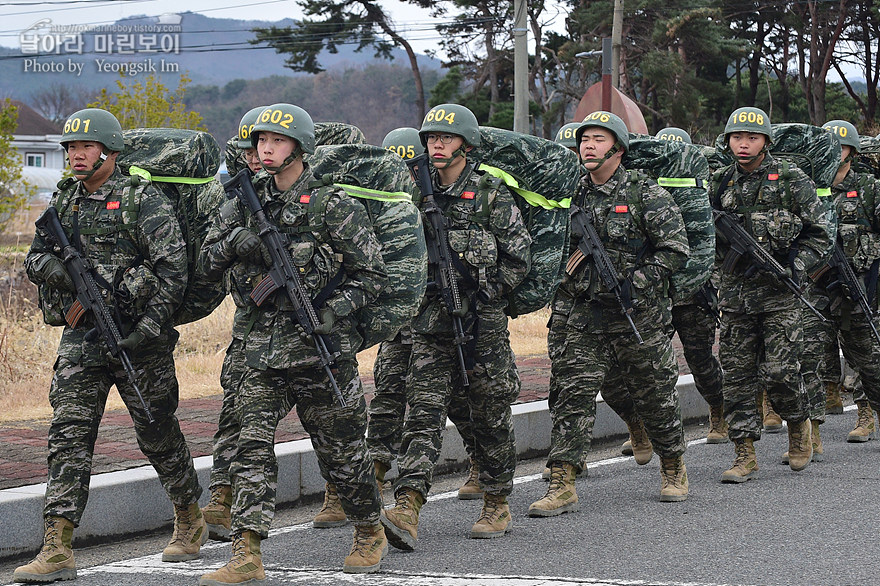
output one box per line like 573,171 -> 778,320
810,420 -> 824,462
13,516 -> 76,583
202,485 -> 233,542
659,456 -> 688,502
380,487 -> 424,551
721,438 -> 759,483
458,458 -> 483,500
313,482 -> 348,528
620,438 -> 634,456
762,391 -> 783,433
343,523 -> 387,574
706,404 -> 729,444
787,419 -> 813,471
162,502 -> 207,562
847,401 -> 875,442
528,462 -> 579,517
199,530 -> 264,586
825,381 -> 844,415
471,493 -> 512,538
623,415 -> 654,465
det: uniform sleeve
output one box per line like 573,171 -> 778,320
198,198 -> 245,282
24,193 -> 64,284
132,186 -> 188,338
489,183 -> 532,293
629,181 -> 690,290
792,169 -> 835,273
322,191 -> 387,319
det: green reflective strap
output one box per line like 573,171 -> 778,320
128,165 -> 215,185
658,177 -> 702,188
334,183 -> 412,203
478,163 -> 520,189
478,163 -> 570,209
817,187 -> 832,197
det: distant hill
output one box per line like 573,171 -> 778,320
0,12 -> 441,101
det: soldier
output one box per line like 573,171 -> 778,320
713,107 -> 834,483
201,106 -> 269,542
16,108 -> 205,583
379,104 -> 531,548
197,103 -> 391,581
368,127 -> 483,504
530,111 -> 691,517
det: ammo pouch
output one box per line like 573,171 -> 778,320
853,231 -> 880,273
750,210 -> 802,255
117,264 -> 159,320
38,284 -> 74,326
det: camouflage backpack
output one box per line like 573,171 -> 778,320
307,143 -> 427,351
854,135 -> 880,179
623,135 -> 714,304
116,128 -> 227,325
470,127 -> 577,317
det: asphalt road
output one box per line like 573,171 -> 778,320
2,409 -> 877,586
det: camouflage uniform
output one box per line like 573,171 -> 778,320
25,169 -> 202,525
394,162 -> 531,499
198,167 -> 386,537
714,154 -> 835,439
547,166 -> 690,466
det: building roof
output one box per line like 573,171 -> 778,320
9,100 -> 61,135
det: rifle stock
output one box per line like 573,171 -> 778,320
827,242 -> 880,344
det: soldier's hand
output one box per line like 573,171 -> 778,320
451,295 -> 470,317
313,307 -> 336,335
40,256 -> 74,291
117,330 -> 146,355
228,227 -> 262,260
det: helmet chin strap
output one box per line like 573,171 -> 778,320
581,143 -> 620,173
261,145 -> 303,174
433,145 -> 468,169
735,148 -> 766,166
843,151 -> 857,166
71,150 -> 109,179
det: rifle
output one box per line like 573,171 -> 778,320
813,242 -> 880,344
566,204 -> 643,344
35,206 -> 155,424
223,169 -> 345,406
713,209 -> 826,322
407,153 -> 472,386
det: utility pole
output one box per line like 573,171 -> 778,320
513,0 -> 529,133
611,0 -> 623,89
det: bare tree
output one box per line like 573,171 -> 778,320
30,83 -> 91,126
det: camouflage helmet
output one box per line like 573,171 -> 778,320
382,127 -> 425,160
576,111 -> 630,151
823,120 -> 860,154
61,108 -> 123,152
419,103 -> 481,147
554,122 -> 582,149
656,127 -> 692,144
235,106 -> 266,149
251,103 -> 316,154
724,107 -> 772,143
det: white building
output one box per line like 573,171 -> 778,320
10,101 -> 64,199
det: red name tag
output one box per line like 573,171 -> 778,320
461,191 -> 475,200
299,194 -> 311,204
847,191 -> 859,198
614,204 -> 629,213
767,173 -> 779,181
106,201 -> 120,210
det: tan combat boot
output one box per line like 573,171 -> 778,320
825,381 -> 844,415
659,456 -> 689,502
706,404 -> 730,444
471,493 -> 512,538
342,523 -> 387,574
458,458 -> 483,500
163,502 -> 208,562
847,401 -> 875,442
721,438 -> 759,483
199,530 -> 264,586
528,462 -> 579,517
313,482 -> 348,528
380,487 -> 424,551
620,438 -> 634,456
202,485 -> 233,542
13,516 -> 76,583
623,415 -> 654,465
787,419 -> 813,471
810,420 -> 824,462
762,391 -> 783,433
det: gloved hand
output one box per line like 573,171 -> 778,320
116,330 -> 146,355
40,256 -> 74,291
451,295 -> 470,317
313,307 -> 336,335
782,266 -> 803,287
228,227 -> 262,260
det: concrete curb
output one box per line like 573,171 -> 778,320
0,375 -> 704,561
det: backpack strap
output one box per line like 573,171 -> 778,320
711,165 -> 736,209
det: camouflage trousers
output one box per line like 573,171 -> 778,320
547,317 -> 685,465
719,307 -> 808,441
45,353 -> 202,526
230,359 -> 381,538
602,302 -> 723,423
395,329 -> 520,498
801,305 -> 837,421
825,308 -> 880,411
367,333 -> 475,468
